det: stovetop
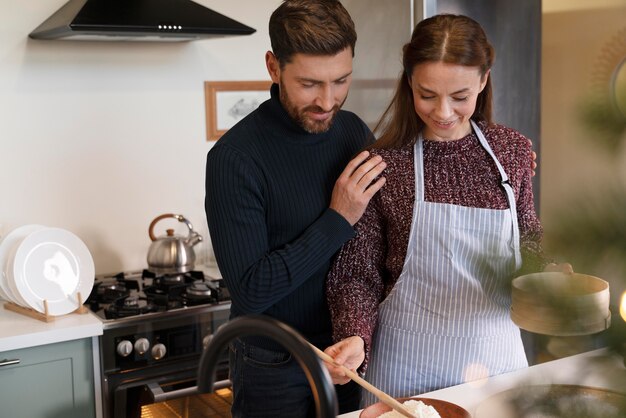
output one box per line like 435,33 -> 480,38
85,269 -> 231,324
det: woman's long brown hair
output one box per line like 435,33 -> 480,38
372,14 -> 495,150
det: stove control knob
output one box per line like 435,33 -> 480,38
151,343 -> 167,360
117,340 -> 133,357
134,338 -> 150,355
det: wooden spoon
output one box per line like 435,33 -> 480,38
309,343 -> 416,418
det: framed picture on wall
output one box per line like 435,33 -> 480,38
204,80 -> 272,141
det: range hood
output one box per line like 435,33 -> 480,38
29,0 -> 256,41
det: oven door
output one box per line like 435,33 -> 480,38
110,360 -> 231,418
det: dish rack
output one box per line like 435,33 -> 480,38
3,292 -> 88,322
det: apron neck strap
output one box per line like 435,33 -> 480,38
414,121 -> 522,269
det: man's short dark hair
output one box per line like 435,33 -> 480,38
269,0 -> 357,67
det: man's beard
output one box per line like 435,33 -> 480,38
279,84 -> 345,134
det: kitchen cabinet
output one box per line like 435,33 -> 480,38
0,337 -> 96,418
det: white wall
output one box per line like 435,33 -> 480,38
0,0 -> 282,273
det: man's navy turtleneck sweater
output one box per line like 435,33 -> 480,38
205,83 -> 373,350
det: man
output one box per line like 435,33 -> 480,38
204,1 -> 386,416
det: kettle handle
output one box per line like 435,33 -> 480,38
148,213 -> 194,241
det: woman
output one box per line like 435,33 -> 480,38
324,14 -> 571,406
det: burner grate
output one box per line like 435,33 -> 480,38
87,269 -> 229,320
103,295 -> 160,319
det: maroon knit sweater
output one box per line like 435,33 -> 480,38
326,122 -> 549,368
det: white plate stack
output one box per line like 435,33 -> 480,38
0,225 -> 95,316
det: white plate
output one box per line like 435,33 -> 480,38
0,224 -> 47,304
9,227 -> 94,315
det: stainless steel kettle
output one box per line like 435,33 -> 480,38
147,213 -> 203,275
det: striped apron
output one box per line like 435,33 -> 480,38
362,120 -> 528,406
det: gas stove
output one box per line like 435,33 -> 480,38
86,269 -> 231,323
88,269 -> 232,418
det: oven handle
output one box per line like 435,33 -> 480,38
146,379 -> 231,403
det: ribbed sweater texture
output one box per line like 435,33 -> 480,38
205,84 -> 372,350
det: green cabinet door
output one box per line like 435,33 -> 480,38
0,338 -> 96,418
